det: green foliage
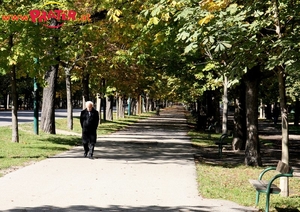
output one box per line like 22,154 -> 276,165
2,0 -> 300,108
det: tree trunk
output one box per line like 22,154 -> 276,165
106,95 -> 113,121
41,63 -> 58,134
116,95 -> 119,119
118,96 -> 125,118
146,96 -> 149,112
102,96 -> 106,121
265,103 -> 272,120
206,91 -> 214,122
41,18 -> 60,134
10,64 -> 19,142
131,98 -> 137,115
9,34 -> 19,143
222,75 -> 228,134
243,66 -> 262,166
196,98 -> 207,130
142,96 -> 145,113
278,66 -> 289,197
127,97 -> 131,115
138,95 -> 142,115
96,93 -> 101,124
213,90 -> 221,133
233,82 -> 246,151
272,0 -> 290,196
294,99 -> 299,126
82,72 -> 89,107
65,68 -> 73,130
205,90 -> 221,133
101,79 -> 106,121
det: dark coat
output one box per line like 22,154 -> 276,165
80,108 -> 99,144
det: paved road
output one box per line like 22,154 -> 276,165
0,109 -> 82,126
0,106 -> 258,212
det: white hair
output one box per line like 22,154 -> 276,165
85,101 -> 94,107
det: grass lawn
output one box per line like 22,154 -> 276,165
195,156 -> 300,212
0,111 -> 154,177
187,113 -> 300,212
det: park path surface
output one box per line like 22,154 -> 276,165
0,106 -> 258,212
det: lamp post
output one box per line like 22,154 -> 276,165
33,58 -> 39,135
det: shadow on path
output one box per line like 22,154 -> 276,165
0,106 -> 258,212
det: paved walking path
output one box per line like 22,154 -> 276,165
0,106 -> 257,212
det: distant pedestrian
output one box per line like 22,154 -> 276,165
80,101 -> 99,159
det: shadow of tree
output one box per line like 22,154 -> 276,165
38,136 -> 81,146
275,207 -> 300,212
3,204 -> 252,212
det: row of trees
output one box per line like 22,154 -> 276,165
136,0 -> 300,197
0,1 -> 169,137
1,0 -> 300,173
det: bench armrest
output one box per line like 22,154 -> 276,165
258,167 -> 277,180
266,172 -> 293,191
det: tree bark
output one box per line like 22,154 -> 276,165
222,75 -> 228,134
131,98 -> 137,115
101,79 -> 106,121
40,18 -> 61,134
116,95 -> 119,119
213,90 -> 221,133
9,34 -> 19,142
272,0 -> 290,197
233,82 -> 246,151
278,66 -> 289,197
82,72 -> 89,108
118,95 -> 125,118
138,95 -> 142,115
294,99 -> 299,126
41,63 -> 59,134
243,66 -> 262,166
65,68 -> 73,130
106,95 -> 113,121
96,93 -> 101,124
146,96 -> 149,112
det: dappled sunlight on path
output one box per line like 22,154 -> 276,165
0,105 -> 257,212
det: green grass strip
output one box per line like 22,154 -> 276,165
0,112 -> 155,177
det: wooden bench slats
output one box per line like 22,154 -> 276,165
248,179 -> 281,193
249,161 -> 294,212
276,160 -> 291,174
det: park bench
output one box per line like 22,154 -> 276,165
248,161 -> 294,212
206,122 -> 217,138
214,133 -> 231,158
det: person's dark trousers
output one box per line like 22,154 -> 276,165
83,142 -> 89,156
82,132 -> 97,157
83,142 -> 95,156
88,142 -> 95,156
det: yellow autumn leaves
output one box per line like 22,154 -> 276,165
107,8 -> 122,22
198,0 -> 230,25
145,0 -> 230,27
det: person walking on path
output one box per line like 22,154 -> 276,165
80,101 -> 99,159
0,105 -> 259,211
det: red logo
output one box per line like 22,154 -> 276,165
1,1 -> 91,28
